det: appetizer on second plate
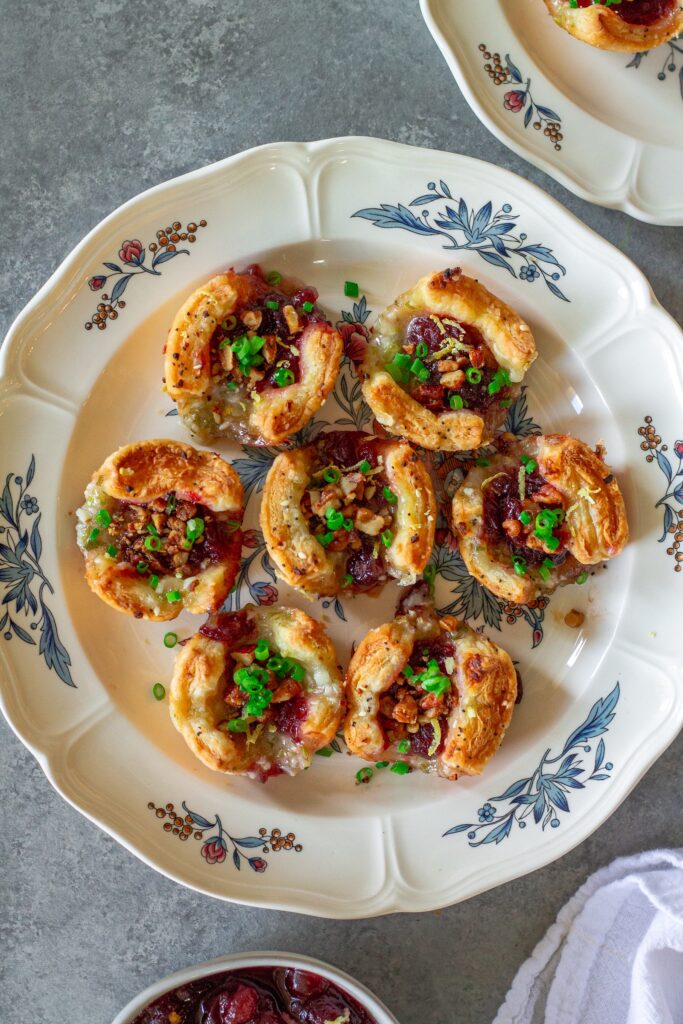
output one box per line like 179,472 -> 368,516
344,584 -> 517,779
260,430 -> 436,598
360,267 -> 536,452
451,434 -> 628,604
164,265 -> 343,445
543,0 -> 683,52
169,605 -> 343,779
76,439 -> 243,621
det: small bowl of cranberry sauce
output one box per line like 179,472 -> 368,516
113,952 -> 400,1024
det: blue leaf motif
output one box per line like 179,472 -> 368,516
232,848 -> 241,870
545,280 -> 570,303
26,456 -> 35,487
518,244 -> 564,270
471,202 -> 493,236
591,773 -> 611,781
674,482 -> 683,504
110,274 -> 133,303
561,683 -> 620,756
533,792 -> 546,823
542,780 -> 569,812
352,204 -> 436,235
10,619 -> 35,644
181,804 -> 214,830
656,449 -> 673,483
409,194 -> 441,207
535,104 -> 562,122
439,179 -> 453,198
594,738 -> 605,773
489,777 -> 531,801
152,248 -> 189,268
478,250 -> 515,276
659,504 -> 674,541
30,514 -> 42,562
39,602 -> 74,687
443,823 -> 474,836
480,817 -> 513,845
103,262 -> 121,272
233,836 -> 265,848
505,54 -> 523,83
524,105 -> 533,129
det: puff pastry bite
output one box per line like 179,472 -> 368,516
451,434 -> 628,604
360,267 -> 536,452
164,265 -> 343,446
543,0 -> 683,51
344,584 -> 517,779
169,605 -> 343,779
261,430 -> 437,598
76,439 -> 243,621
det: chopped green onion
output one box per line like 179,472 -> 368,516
302,300 -> 315,312
465,367 -> 482,384
512,556 -> 527,576
254,639 -> 270,661
265,299 -> 279,310
166,493 -> 176,514
545,534 -> 560,552
186,517 -> 205,541
424,564 -> 436,593
273,367 -> 295,388
226,381 -> 238,390
390,762 -> 411,776
356,767 -> 373,783
487,368 -> 511,395
577,572 -> 588,585
476,457 -> 490,468
149,574 -> 159,590
375,761 -> 389,769
525,459 -> 537,475
290,662 -> 305,682
322,466 -> 341,484
316,747 -> 333,757
344,280 -> 359,298
421,675 -> 451,697
266,656 -> 284,673
166,590 -> 182,603
381,529 -> 393,547
410,358 -> 430,382
163,632 -> 178,649
136,561 -> 149,574
397,739 -> 410,753
383,486 -> 397,504
317,531 -> 334,547
500,398 -> 512,408
402,665 -> 414,678
326,507 -> 345,531
341,574 -> 353,587
152,683 -> 166,701
519,511 -> 532,526
359,460 -> 371,474
415,341 -> 429,359
106,544 -> 118,558
87,527 -> 100,545
342,518 -> 353,531
144,535 -> 161,551
181,538 -> 193,550
538,565 -> 551,582
535,511 -> 555,534
266,270 -> 282,285
95,508 -> 111,528
226,718 -> 249,733
146,523 -> 159,537
449,394 -> 464,410
386,353 -> 412,384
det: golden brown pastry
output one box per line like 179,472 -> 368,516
543,0 -> 683,52
76,439 -> 243,621
260,430 -> 436,599
344,584 -> 517,779
451,434 -> 628,604
169,605 -> 343,779
164,266 -> 343,446
360,267 -> 536,452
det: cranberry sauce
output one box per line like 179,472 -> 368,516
305,431 -> 395,593
130,965 -> 378,1024
199,610 -> 251,647
481,467 -> 568,567
573,0 -> 674,22
401,313 -> 512,415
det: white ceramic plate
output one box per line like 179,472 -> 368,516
112,952 -> 399,1024
1,137 -> 681,918
420,0 -> 683,224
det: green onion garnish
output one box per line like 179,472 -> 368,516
136,561 -> 149,574
341,574 -> 353,587
326,507 -> 345,531
525,459 -> 537,475
152,683 -> 166,700
539,565 -> 551,582
322,466 -> 341,484
266,656 -> 284,673
265,300 -> 279,310
381,529 -> 393,548
254,639 -> 270,661
359,460 -> 371,474
449,394 -> 464,410
226,718 -> 249,733
344,280 -> 359,298
302,300 -> 315,313
149,574 -> 159,590
163,632 -> 178,649
316,747 -> 333,757
87,527 -> 100,545
375,761 -> 389,769
465,367 -> 482,384
487,368 -> 511,395
390,762 -> 411,776
145,536 -> 161,551
273,367 -> 295,388
95,508 -> 111,528
356,767 -> 373,783
386,352 -> 412,384
500,398 -> 512,408
227,381 -> 238,390
476,458 -> 490,467
402,665 -> 414,678
166,493 -> 176,514
186,517 -> 205,541
577,572 -> 588,584
383,486 -> 397,503
290,662 -> 305,682
415,341 -> 429,359
317,531 -> 334,547
410,358 -> 430,382
423,564 -> 436,593
266,270 -> 282,285
397,739 -> 410,753
166,590 -> 182,603
512,556 -> 527,576
545,534 -> 560,552
106,544 -> 117,558
519,511 -> 532,526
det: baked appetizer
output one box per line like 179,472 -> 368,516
76,439 -> 243,621
164,265 -> 343,446
261,430 -> 436,598
451,434 -> 628,604
543,0 -> 683,52
360,267 -> 536,452
344,584 -> 517,779
169,605 -> 343,779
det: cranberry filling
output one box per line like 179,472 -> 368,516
273,694 -> 309,742
130,966 -> 377,1024
481,467 -> 569,566
573,0 -> 674,22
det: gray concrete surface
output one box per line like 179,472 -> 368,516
1,2 -> 681,1022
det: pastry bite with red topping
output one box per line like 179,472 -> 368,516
360,267 -> 536,452
76,439 -> 243,621
164,265 -> 343,446
260,430 -> 436,599
543,0 -> 683,51
451,434 -> 628,604
344,584 -> 517,779
169,605 -> 343,779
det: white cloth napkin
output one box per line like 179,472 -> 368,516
493,849 -> 683,1024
